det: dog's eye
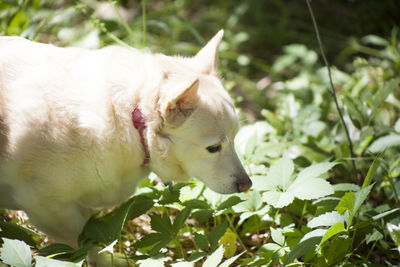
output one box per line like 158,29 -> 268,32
206,144 -> 222,153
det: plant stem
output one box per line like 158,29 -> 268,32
225,214 -> 252,256
306,0 -> 357,180
175,238 -> 186,260
298,201 -> 308,229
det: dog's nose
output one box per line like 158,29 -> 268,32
236,175 -> 252,192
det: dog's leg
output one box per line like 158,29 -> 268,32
23,203 -> 89,247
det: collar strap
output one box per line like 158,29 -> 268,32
132,107 -> 150,164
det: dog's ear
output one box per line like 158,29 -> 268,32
194,30 -> 224,75
162,78 -> 200,127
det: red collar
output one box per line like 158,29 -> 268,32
132,107 -> 150,164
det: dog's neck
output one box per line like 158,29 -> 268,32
132,107 -> 150,164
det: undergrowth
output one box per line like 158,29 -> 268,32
1,0 -> 400,266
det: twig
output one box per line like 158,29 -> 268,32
306,0 -> 357,180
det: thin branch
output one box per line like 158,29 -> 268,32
306,0 -> 357,180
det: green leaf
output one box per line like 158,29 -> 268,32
387,223 -> 400,246
80,195 -> 153,244
188,251 -> 208,262
0,221 -> 38,247
34,256 -> 82,267
320,222 -> 346,244
314,236 -> 350,266
262,191 -> 294,208
151,215 -> 173,235
270,228 -> 285,246
0,238 -> 32,267
354,184 -> 374,215
202,245 -> 224,267
38,243 -> 75,257
265,157 -> 294,190
232,191 -> 262,212
134,233 -> 170,248
333,183 -> 360,192
395,118 -> 400,133
361,35 -> 389,46
193,210 -> 213,223
362,158 -> 380,190
369,134 -> 400,153
284,229 -> 325,266
183,199 -> 210,210
373,77 -> 400,108
307,211 -> 345,228
218,251 -> 245,267
296,162 -> 338,181
128,195 -> 154,220
216,196 -> 244,211
287,177 -> 334,200
172,207 -> 191,235
208,221 -> 228,250
335,192 -> 356,216
194,233 -> 209,250
366,228 -> 384,244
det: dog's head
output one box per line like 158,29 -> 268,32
148,30 -> 252,194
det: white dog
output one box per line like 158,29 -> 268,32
0,31 -> 252,265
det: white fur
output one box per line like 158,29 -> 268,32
0,31 -> 251,265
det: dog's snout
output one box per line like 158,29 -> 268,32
236,175 -> 252,192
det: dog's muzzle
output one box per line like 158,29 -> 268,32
235,174 -> 253,192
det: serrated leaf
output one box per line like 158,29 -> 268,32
193,210 -> 213,223
262,191 -> 294,208
354,184 -> 374,215
362,158 -> 379,189
202,245 -> 224,267
270,228 -> 285,246
80,195 -> 152,244
188,252 -> 208,262
0,238 -> 32,267
232,191 -> 262,212
266,157 -> 294,190
320,222 -> 346,244
151,215 -> 173,235
284,229 -> 325,266
366,228 -> 384,244
307,211 -> 345,228
216,196 -> 244,211
369,135 -> 400,153
208,221 -> 228,250
218,251 -> 245,267
134,233 -> 170,248
173,207 -> 191,235
296,162 -> 338,181
335,192 -> 356,216
288,177 -> 334,200
194,233 -> 209,250
34,256 -> 82,267
183,199 -> 210,210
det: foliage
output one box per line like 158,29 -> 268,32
1,0 -> 400,266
